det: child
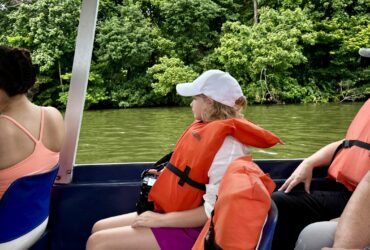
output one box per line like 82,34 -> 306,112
86,69 -> 281,250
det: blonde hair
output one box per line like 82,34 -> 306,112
199,94 -> 246,122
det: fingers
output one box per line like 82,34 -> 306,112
131,217 -> 140,228
131,216 -> 146,228
278,176 -> 293,192
147,169 -> 161,175
131,213 -> 146,228
131,211 -> 159,228
147,169 -> 157,174
278,175 -> 311,193
284,178 -> 300,193
304,179 -> 311,194
131,222 -> 139,228
279,175 -> 299,193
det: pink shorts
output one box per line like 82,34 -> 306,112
151,227 -> 202,250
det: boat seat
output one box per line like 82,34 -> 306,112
0,164 -> 59,244
257,200 -> 278,250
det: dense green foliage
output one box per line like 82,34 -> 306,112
0,0 -> 369,108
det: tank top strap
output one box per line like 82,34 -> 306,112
0,114 -> 38,143
39,107 -> 45,141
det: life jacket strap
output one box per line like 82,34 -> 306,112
342,140 -> 370,150
166,162 -> 206,191
153,152 -> 173,171
331,139 -> 370,164
204,206 -> 223,250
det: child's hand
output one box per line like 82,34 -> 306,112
131,211 -> 164,228
147,169 -> 162,176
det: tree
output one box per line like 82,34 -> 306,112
5,0 -> 80,107
214,7 -> 316,103
152,0 -> 223,65
147,56 -> 198,105
94,0 -> 157,107
0,0 -> 368,108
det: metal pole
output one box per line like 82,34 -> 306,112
57,0 -> 99,183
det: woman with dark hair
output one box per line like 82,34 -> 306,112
0,45 -> 65,249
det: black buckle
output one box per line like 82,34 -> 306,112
166,162 -> 206,191
178,166 -> 191,186
342,140 -> 350,148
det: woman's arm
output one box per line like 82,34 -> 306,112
279,140 -> 343,193
332,171 -> 370,248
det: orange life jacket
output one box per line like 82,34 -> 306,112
148,118 -> 281,213
192,156 -> 276,250
328,99 -> 370,191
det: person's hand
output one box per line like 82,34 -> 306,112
131,211 -> 165,228
278,161 -> 314,193
147,169 -> 162,176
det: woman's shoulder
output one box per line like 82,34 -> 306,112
43,106 -> 64,125
41,106 -> 65,151
43,106 -> 63,117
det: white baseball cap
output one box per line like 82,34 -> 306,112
359,48 -> 370,58
176,69 -> 244,107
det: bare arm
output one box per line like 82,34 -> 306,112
43,106 -> 65,152
332,171 -> 370,248
132,205 -> 208,228
279,140 -> 343,193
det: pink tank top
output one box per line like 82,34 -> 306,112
0,108 -> 59,198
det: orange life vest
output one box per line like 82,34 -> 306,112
148,118 -> 281,213
192,156 -> 276,250
328,99 -> 370,191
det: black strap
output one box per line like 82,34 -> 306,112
343,140 -> 370,150
166,162 -> 206,191
140,152 -> 173,179
204,199 -> 223,250
331,139 -> 370,164
153,152 -> 173,170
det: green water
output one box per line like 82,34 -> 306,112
76,102 -> 364,163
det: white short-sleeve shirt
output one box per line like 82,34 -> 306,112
203,136 -> 250,217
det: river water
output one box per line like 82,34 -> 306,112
76,102 -> 363,163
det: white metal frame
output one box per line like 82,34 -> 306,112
57,0 -> 100,183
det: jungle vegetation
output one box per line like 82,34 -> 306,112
0,0 -> 369,109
